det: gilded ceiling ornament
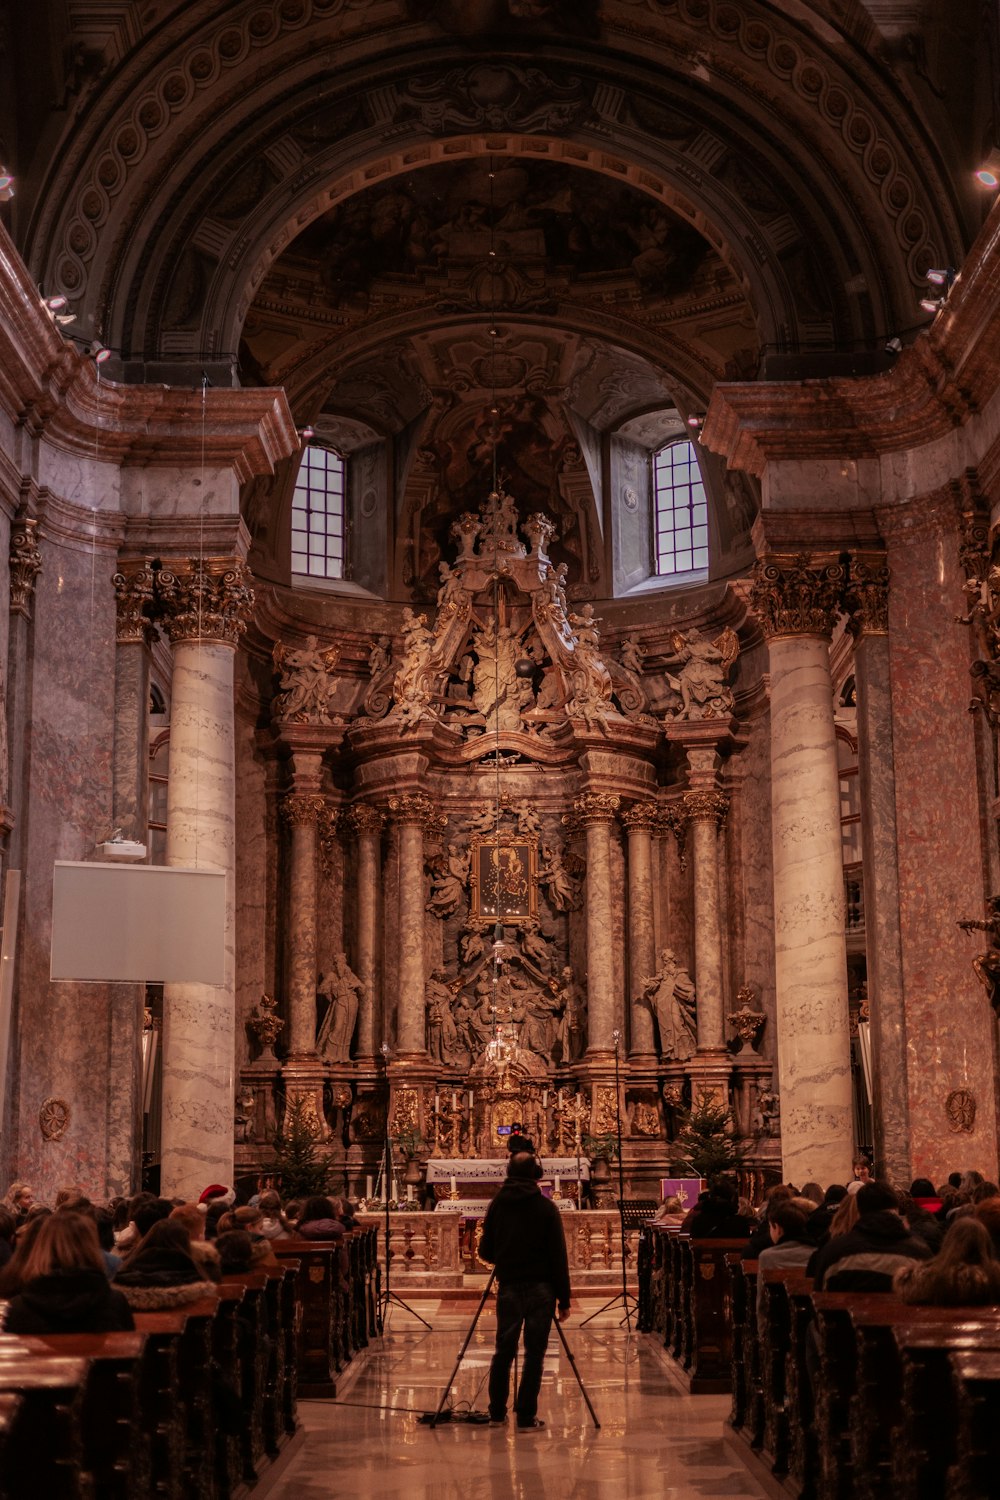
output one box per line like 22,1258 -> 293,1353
39,1097 -> 70,1142
9,518 -> 42,619
156,558 -> 254,646
945,1088 -> 976,1134
748,555 -> 846,639
592,1085 -> 619,1136
112,564 -> 156,643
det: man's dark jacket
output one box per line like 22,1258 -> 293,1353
479,1180 -> 571,1309
807,1210 -> 931,1291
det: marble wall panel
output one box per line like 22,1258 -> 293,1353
12,528 -> 127,1198
886,509 -> 1000,1182
735,705 -> 777,1064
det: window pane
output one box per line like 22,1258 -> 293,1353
652,439 -> 710,578
291,444 -> 346,581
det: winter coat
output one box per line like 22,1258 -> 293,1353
118,1280 -> 218,1311
2,1268 -> 134,1334
808,1210 -> 932,1291
478,1179 -> 571,1309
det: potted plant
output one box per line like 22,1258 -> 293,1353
582,1132 -> 619,1189
392,1126 -> 425,1187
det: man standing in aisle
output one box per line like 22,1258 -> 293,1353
479,1151 -> 572,1431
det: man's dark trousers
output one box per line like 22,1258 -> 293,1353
488,1280 -> 556,1423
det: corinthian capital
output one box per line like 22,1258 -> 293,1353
348,804 -> 386,838
281,792 -> 327,828
388,792 -> 440,829
845,556 -> 890,637
621,800 -> 660,833
573,791 -> 621,826
112,564 -> 156,643
748,554 -> 845,640
681,789 -> 729,827
10,518 -> 42,619
156,559 -> 254,646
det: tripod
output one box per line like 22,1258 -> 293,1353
580,1032 -> 638,1330
429,1269 -> 600,1430
377,1050 -> 431,1332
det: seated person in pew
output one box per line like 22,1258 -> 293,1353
804,1184 -> 848,1246
294,1196 -> 351,1288
256,1189 -> 292,1240
114,1219 -> 219,1310
685,1179 -> 753,1239
973,1196 -> 1000,1257
755,1204 -> 816,1318
0,1211 -> 134,1334
169,1204 -> 222,1282
0,1208 -> 16,1270
744,1184 -> 796,1259
651,1195 -> 686,1228
894,1217 -> 1000,1306
808,1181 -> 932,1292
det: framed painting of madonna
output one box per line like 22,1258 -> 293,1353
469,835 -> 537,925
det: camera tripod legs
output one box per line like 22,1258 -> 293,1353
429,1270 -> 497,1427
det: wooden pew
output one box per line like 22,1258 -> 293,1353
271,1239 -> 343,1398
758,1267 -> 812,1475
687,1239 -> 745,1394
948,1347 -> 1000,1500
890,1317 -> 1000,1500
0,1354 -> 91,1500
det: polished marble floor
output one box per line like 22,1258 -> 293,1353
271,1296 -> 769,1499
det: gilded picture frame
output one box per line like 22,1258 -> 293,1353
469,834 -> 537,925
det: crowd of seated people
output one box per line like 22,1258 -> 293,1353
0,1181 -> 359,1334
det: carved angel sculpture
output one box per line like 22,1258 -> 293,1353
537,843 -> 581,912
664,625 -> 739,721
959,894 -> 1000,1013
426,843 -> 470,919
272,635 -> 341,722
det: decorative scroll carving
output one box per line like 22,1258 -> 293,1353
280,792 -> 327,828
958,894 -> 1000,1013
9,518 -> 42,619
659,804 -> 689,870
156,558 -> 254,645
748,554 -> 846,639
395,63 -> 590,135
318,803 -> 340,877
390,1087 -> 420,1137
112,564 -> 155,643
272,635 -> 341,723
681,789 -> 730,828
954,496 -> 1000,724
388,792 -> 445,833
845,556 -> 890,637
945,1088 -> 976,1134
728,985 -> 766,1052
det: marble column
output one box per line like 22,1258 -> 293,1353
621,802 -> 658,1060
158,559 -> 253,1200
388,793 -> 434,1060
6,517 -> 41,867
682,788 -> 730,1053
847,557 -> 911,1186
575,792 -> 621,1059
281,773 -> 326,1058
749,556 -> 854,1187
349,803 -> 384,1064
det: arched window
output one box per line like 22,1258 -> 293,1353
653,439 -> 709,577
291,444 -> 345,580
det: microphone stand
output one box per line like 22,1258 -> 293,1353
580,1031 -> 637,1330
378,1042 -> 431,1332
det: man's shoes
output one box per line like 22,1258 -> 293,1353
516,1418 -> 545,1431
488,1415 -> 507,1427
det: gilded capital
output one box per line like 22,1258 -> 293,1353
748,554 -> 845,639
349,803 -> 386,838
10,518 -> 42,619
659,804 -> 689,870
156,558 -> 254,646
388,792 -> 439,828
573,791 -> 621,826
112,564 -> 156,643
681,789 -> 729,827
845,556 -> 890,637
281,791 -> 327,828
621,800 -> 660,833
319,801 -> 341,875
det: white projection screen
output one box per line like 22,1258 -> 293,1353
51,862 -> 226,983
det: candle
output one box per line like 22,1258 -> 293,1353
467,1090 -> 473,1111
450,1174 -> 457,1195
543,1089 -> 548,1108
365,1175 -> 373,1200
391,1178 -> 399,1202
434,1091 -> 439,1113
407,1184 -> 414,1203
555,1175 -> 561,1194
452,1090 -> 458,1111
558,1088 -> 563,1109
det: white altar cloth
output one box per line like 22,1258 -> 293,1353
426,1156 -> 589,1183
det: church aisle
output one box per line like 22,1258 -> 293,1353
272,1298 -> 769,1500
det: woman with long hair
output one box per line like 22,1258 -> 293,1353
895,1217 -> 1000,1306
0,1211 -> 133,1333
114,1219 -> 218,1310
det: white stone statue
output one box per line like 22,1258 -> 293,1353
520,916 -> 551,972
639,948 -> 697,1061
426,968 -> 457,1065
470,617 -> 525,731
664,626 -> 739,721
316,953 -> 365,1061
272,635 -> 341,722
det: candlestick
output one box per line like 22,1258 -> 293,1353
467,1090 -> 473,1111
558,1088 -> 563,1109
434,1091 -> 439,1113
391,1178 -> 399,1202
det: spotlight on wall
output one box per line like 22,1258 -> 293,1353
43,294 -> 68,310
41,292 -> 76,326
299,425 -> 315,444
0,170 -> 14,202
89,341 -> 112,365
919,294 -> 945,314
919,267 -> 957,317
884,336 -> 903,353
926,267 -> 956,289
686,414 -> 704,429
975,150 -> 1000,189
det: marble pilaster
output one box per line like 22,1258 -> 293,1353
682,789 -> 730,1053
847,556 -> 911,1185
6,516 -> 41,867
281,775 -> 326,1058
349,804 -> 385,1064
111,565 -> 154,841
621,802 -> 658,1061
575,792 -> 621,1059
388,793 -> 434,1061
158,559 -> 253,1201
749,556 -> 854,1187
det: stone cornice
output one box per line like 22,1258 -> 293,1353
702,199 -> 1000,476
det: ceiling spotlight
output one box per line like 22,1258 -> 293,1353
919,295 -> 944,314
43,294 -> 69,311
686,414 -> 704,429
0,170 -> 13,202
925,268 -> 956,288
89,342 -> 112,365
976,168 -> 1000,189
299,425 -> 315,443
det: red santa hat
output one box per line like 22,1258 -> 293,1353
198,1184 -> 236,1208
